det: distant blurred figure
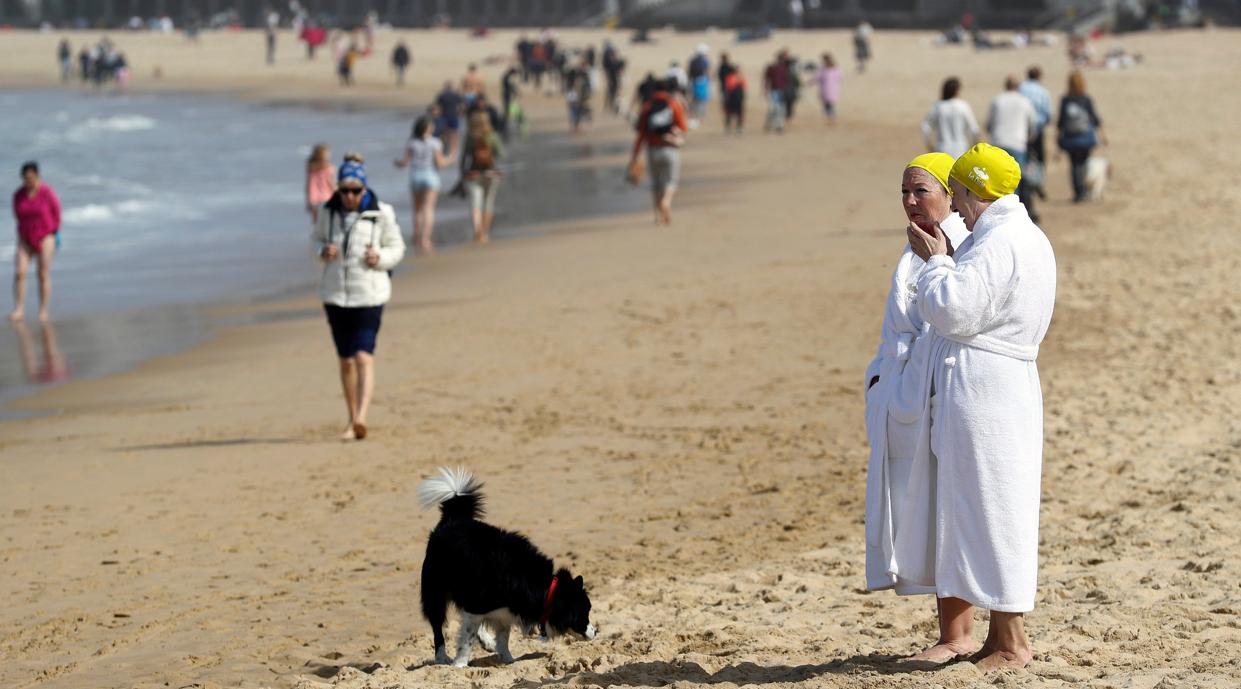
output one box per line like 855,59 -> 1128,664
763,50 -> 789,133
305,143 -> 336,223
602,40 -> 625,115
1019,66 -> 1052,209
57,39 -> 72,82
77,46 -> 90,83
462,63 -> 484,107
922,76 -> 980,158
723,65 -> 747,134
1056,71 -> 1106,203
782,52 -> 801,121
337,43 -> 358,86
391,41 -> 411,86
630,79 -> 688,225
688,44 -> 711,125
265,26 -> 277,65
816,53 -> 842,125
460,111 -> 504,243
394,117 -> 450,254
10,162 -> 61,323
854,21 -> 873,73
436,81 -> 465,156
987,75 -> 1036,219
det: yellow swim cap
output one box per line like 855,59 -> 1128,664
949,144 -> 1021,200
905,152 -> 955,194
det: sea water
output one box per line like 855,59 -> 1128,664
0,89 -> 634,412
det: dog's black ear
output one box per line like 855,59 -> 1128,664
575,575 -> 584,586
556,567 -> 573,582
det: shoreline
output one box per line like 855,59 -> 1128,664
0,79 -> 648,416
2,27 -> 1238,689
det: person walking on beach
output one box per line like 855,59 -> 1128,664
816,53 -> 842,125
394,117 -> 450,254
629,78 -> 688,225
864,152 -> 969,662
265,25 -> 277,65
311,156 -> 405,441
305,143 -> 336,223
460,111 -> 503,244
898,144 -> 1056,670
922,77 -> 980,158
602,41 -> 625,115
716,52 -> 736,117
58,39 -> 72,82
854,21 -> 873,74
337,43 -> 357,86
763,51 -> 789,133
723,66 -> 747,134
986,76 -> 1036,218
391,40 -> 411,86
1019,66 -> 1052,216
688,44 -> 711,126
782,52 -> 801,122
10,162 -> 61,323
435,81 -> 465,157
462,64 -> 484,108
1056,71 -> 1105,203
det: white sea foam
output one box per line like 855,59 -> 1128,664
63,115 -> 158,143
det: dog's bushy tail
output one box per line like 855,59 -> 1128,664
417,466 -> 484,522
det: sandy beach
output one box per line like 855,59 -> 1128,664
2,26 -> 1239,689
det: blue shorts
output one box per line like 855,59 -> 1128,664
324,304 -> 383,358
409,169 -> 441,193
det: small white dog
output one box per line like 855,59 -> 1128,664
1084,156 -> 1111,200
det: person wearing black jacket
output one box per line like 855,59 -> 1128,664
1055,71 -> 1106,203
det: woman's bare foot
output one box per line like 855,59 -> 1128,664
419,242 -> 434,255
352,421 -> 368,440
339,424 -> 357,441
904,639 -> 980,665
37,309 -> 50,323
973,647 -> 1032,671
7,308 -> 23,322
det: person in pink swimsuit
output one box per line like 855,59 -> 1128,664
305,143 -> 337,223
11,161 -> 61,322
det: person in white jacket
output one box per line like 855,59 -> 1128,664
311,156 -> 406,441
922,77 -> 980,158
864,152 -> 970,661
899,144 -> 1056,670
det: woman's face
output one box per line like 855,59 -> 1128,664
22,169 -> 39,189
949,178 -> 981,231
902,168 -> 951,231
339,182 -> 364,211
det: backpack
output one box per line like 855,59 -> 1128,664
470,136 -> 494,171
1063,100 -> 1092,135
645,97 -> 675,136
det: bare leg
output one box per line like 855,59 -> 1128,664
352,351 -> 374,439
420,188 -> 438,253
480,211 -> 494,238
906,597 -> 978,664
36,235 -> 54,322
338,357 -> 359,439
471,206 -> 485,242
658,189 -> 675,225
973,611 -> 1032,670
650,191 -> 663,225
9,241 -> 31,321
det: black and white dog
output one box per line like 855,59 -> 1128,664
418,467 -> 597,667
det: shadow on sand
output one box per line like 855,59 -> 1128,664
510,653 -> 920,688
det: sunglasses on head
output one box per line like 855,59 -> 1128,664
340,186 -> 365,195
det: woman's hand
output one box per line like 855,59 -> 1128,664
906,222 -> 948,261
321,243 -> 339,260
364,245 -> 380,268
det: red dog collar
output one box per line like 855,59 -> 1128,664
539,576 -> 559,625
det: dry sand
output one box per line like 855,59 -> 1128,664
1,27 -> 1239,689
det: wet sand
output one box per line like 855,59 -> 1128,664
1,27 -> 1239,689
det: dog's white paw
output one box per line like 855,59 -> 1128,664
452,657 -> 470,668
477,626 -> 496,652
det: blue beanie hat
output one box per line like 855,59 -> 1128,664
338,159 -> 368,187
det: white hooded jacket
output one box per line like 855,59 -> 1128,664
311,194 -> 405,307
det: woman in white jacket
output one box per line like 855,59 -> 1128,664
864,152 -> 970,662
311,156 -> 406,440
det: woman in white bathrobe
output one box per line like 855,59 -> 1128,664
900,143 -> 1056,670
864,152 -> 970,660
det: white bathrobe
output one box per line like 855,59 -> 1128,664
864,213 -> 968,593
890,195 -> 1056,613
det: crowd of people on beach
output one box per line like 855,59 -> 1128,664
58,36 -> 131,90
